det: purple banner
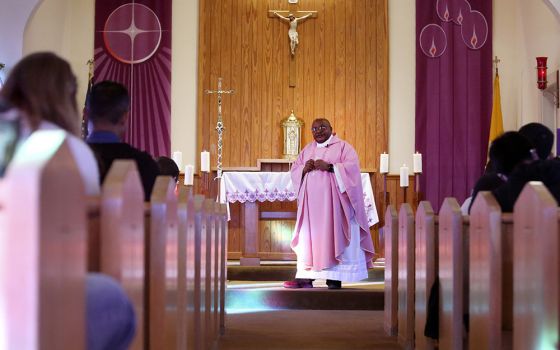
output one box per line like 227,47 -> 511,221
94,0 -> 171,157
416,0 -> 492,210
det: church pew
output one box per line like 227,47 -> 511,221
148,176 -> 178,350
0,131 -> 86,349
99,160 -> 145,350
512,182 -> 559,350
176,186 -> 190,350
384,205 -> 399,336
468,192 -> 515,350
398,203 -> 415,349
192,195 -> 206,350
218,202 -> 228,336
438,198 -> 469,350
414,201 -> 437,350
203,198 -> 217,348
212,202 -> 222,339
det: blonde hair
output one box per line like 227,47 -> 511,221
0,52 -> 79,135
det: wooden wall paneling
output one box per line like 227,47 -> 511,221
355,0 -> 366,163
272,0 -> 283,159
220,0 -> 232,167
376,0 -> 388,164
209,0 -> 221,168
197,0 -> 208,170
314,0 -> 325,119
334,0 -> 346,139
259,220 -> 272,253
262,1 -> 273,159
230,0 -> 241,167
345,0 -> 356,149
251,0 -> 261,164
365,1 -> 377,169
241,2 -> 251,166
323,0 -> 335,145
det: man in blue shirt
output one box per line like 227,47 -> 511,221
86,81 -> 159,201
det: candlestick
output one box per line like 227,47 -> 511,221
201,151 -> 210,172
400,164 -> 409,187
184,164 -> 194,186
380,153 -> 389,174
413,152 -> 422,173
172,151 -> 183,170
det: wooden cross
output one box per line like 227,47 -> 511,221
269,10 -> 317,87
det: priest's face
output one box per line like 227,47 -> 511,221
311,119 -> 332,144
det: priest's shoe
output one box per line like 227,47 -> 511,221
326,279 -> 342,289
283,278 -> 314,289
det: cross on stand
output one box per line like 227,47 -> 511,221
204,77 -> 234,196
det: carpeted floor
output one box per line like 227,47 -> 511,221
215,310 -> 402,349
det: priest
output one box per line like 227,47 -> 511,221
284,118 -> 375,289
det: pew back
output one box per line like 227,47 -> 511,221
0,132 -> 86,349
513,182 -> 559,350
148,176 -> 178,349
439,198 -> 468,350
398,203 -> 415,349
99,160 -> 145,350
384,205 -> 398,336
414,201 -> 436,350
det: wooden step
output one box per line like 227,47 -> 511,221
226,281 -> 384,311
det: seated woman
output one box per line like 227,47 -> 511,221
1,52 -> 136,350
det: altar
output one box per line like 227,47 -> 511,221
219,171 -> 379,265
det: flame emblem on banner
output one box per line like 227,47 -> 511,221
422,0 -> 488,58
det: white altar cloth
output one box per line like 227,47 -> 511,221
219,171 -> 379,226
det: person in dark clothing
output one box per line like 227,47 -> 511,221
468,131 -> 533,213
156,156 -> 180,182
519,122 -> 554,161
86,81 -> 159,201
493,158 -> 560,212
490,123 -> 559,212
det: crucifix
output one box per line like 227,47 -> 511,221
269,10 -> 317,87
493,56 -> 501,75
205,77 -> 234,180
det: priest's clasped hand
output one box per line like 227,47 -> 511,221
303,159 -> 315,175
313,159 -> 331,172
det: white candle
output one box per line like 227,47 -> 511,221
184,164 -> 194,185
172,151 -> 182,170
379,153 -> 389,174
400,164 -> 409,187
201,151 -> 210,172
413,152 -> 422,173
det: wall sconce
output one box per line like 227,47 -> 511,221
537,57 -> 548,90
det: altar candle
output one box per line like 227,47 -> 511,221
184,164 -> 194,185
172,151 -> 183,170
201,151 -> 210,172
413,152 -> 422,173
380,153 -> 389,174
400,164 -> 409,187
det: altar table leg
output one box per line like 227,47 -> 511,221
240,202 -> 261,266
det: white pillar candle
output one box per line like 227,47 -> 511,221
172,151 -> 183,170
201,151 -> 210,172
413,152 -> 422,173
184,164 -> 194,185
379,153 -> 389,174
400,164 -> 409,187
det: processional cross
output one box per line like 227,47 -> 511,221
205,77 -> 234,179
269,10 -> 317,87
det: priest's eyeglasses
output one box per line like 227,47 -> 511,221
311,125 -> 328,133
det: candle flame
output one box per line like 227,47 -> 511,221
429,38 -> 437,57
